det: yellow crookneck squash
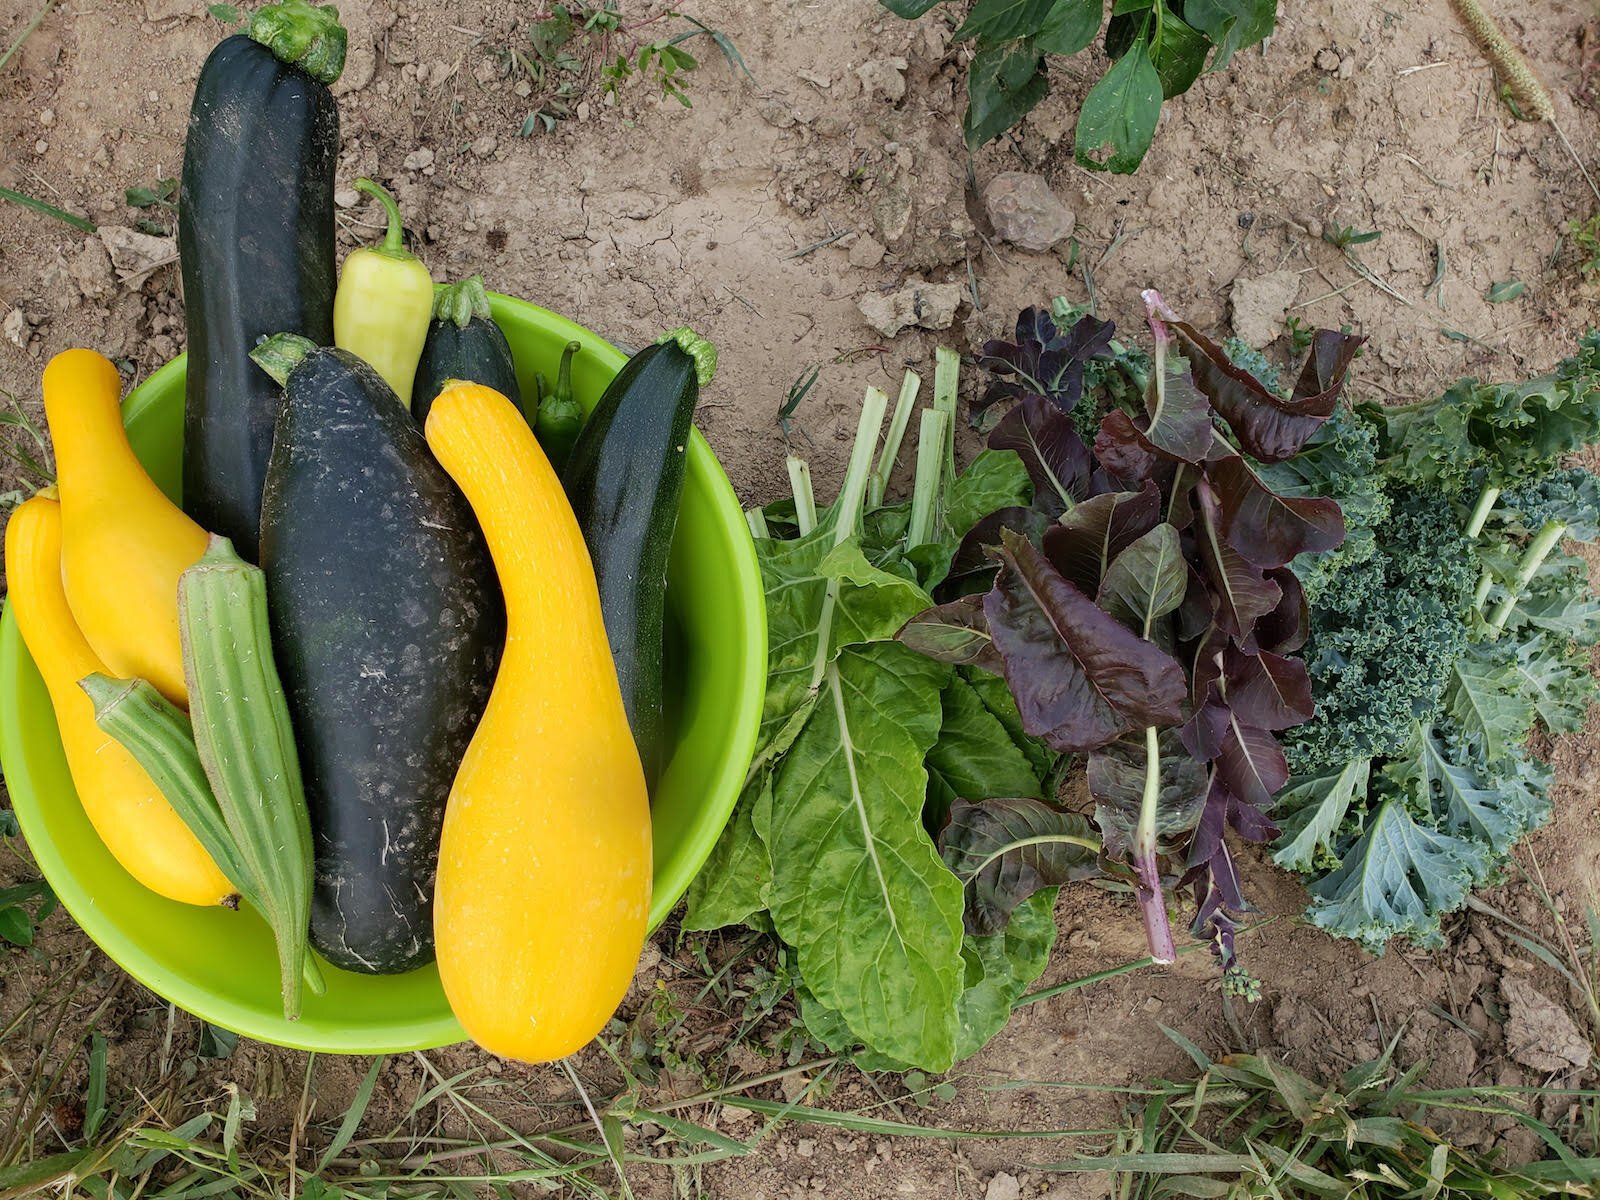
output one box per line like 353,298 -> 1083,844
5,492 -> 236,906
43,348 -> 209,706
424,380 -> 652,1063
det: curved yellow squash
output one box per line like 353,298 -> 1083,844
5,493 -> 235,906
425,380 -> 651,1063
43,348 -> 209,706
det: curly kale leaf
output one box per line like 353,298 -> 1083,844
1501,467 -> 1600,542
1223,337 -> 1284,395
1283,492 -> 1475,773
1255,405 -> 1390,602
1378,332 -> 1600,494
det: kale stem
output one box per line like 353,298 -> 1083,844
1465,484 -> 1501,539
1472,568 -> 1494,611
787,456 -> 817,536
906,409 -> 950,549
1488,519 -> 1566,632
1134,725 -> 1176,965
868,374 -> 920,511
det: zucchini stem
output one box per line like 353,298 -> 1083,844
868,373 -> 922,511
249,332 -> 316,387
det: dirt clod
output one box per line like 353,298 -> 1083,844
1229,269 -> 1302,348
984,1171 -> 1022,1200
983,171 -> 1076,252
858,278 -> 964,337
1502,976 -> 1592,1073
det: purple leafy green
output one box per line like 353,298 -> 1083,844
939,798 -> 1101,936
903,291 -> 1352,979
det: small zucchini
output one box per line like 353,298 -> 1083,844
412,276 -> 523,425
562,329 -> 714,785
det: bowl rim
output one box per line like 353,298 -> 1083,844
0,295 -> 766,1053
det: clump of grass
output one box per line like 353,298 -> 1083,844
1570,214 -> 1600,278
1041,1028 -> 1600,1195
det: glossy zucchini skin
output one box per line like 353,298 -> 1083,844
562,340 -> 698,786
259,347 -> 503,975
412,315 -> 522,425
179,33 -> 338,563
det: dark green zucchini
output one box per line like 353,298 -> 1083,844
179,1 -> 345,562
412,276 -> 523,425
255,335 -> 504,975
562,330 -> 713,786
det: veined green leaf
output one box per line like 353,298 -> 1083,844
1182,0 -> 1276,68
1074,39 -> 1163,173
965,40 -> 1049,149
955,887 -> 1058,1059
1445,641 -> 1537,760
926,675 -> 1045,831
1036,0 -> 1102,55
1270,758 -> 1370,873
954,0 -> 1057,42
683,775 -> 773,931
765,643 -> 966,1071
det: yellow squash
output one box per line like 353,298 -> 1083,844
43,348 -> 209,705
5,493 -> 235,906
425,380 -> 652,1063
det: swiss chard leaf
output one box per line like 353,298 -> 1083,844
948,449 -> 1034,536
1074,38 -> 1163,174
985,530 -> 1187,751
941,798 -> 1100,935
897,594 -> 1000,671
926,675 -> 1047,832
683,775 -> 772,931
955,886 -> 1059,1060
765,642 -> 967,1071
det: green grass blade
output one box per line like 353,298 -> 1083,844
0,185 -> 94,232
317,1055 -> 385,1173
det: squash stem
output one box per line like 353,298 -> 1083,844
432,275 -> 493,328
353,178 -> 411,257
249,333 -> 316,387
868,373 -> 922,511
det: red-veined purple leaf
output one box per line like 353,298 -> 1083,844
897,595 -> 1000,672
1138,309 -> 1214,462
1215,717 -> 1289,810
1095,409 -> 1161,488
1179,682 -> 1230,762
1163,309 -> 1362,462
939,798 -> 1101,936
984,530 -> 1186,752
936,505 -> 1051,602
1097,523 -> 1187,639
1223,645 -> 1313,731
1196,487 -> 1282,640
989,395 -> 1093,516
1246,566 -> 1308,654
1041,480 -> 1161,596
1176,562 -> 1216,643
1210,455 -> 1345,569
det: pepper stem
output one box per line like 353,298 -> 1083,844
249,333 -> 317,386
248,0 -> 347,86
432,275 -> 493,328
354,178 -> 410,256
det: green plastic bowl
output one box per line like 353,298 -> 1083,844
0,295 -> 765,1053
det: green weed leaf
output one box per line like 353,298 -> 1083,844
1074,39 -> 1164,173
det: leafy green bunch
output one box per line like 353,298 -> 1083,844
1271,334 -> 1600,952
880,0 -> 1276,170
685,350 -> 1076,1073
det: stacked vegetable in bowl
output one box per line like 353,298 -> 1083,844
2,0 -> 718,1063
